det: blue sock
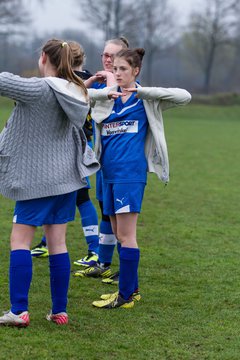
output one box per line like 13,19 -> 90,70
78,200 -> 99,254
119,247 -> 140,300
98,220 -> 117,265
117,241 -> 121,255
9,250 -> 32,314
135,273 -> 139,292
41,235 -> 47,246
49,253 -> 70,314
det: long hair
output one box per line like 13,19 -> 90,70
68,41 -> 86,69
42,39 -> 88,96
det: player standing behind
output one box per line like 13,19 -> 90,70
0,39 -> 99,326
88,48 -> 191,308
74,37 -> 129,284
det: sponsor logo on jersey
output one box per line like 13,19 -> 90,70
102,120 -> 138,136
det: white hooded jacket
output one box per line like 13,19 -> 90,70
89,84 -> 191,184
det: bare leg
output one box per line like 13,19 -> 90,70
43,224 -> 67,255
111,213 -> 138,248
10,224 -> 36,250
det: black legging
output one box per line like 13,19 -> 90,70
98,200 -> 111,223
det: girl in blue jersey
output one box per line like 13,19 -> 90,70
90,48 -> 191,309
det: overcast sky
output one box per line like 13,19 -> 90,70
31,0 -> 203,35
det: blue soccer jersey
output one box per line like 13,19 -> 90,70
91,81 -> 106,90
101,91 -> 148,183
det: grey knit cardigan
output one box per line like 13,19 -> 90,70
0,73 -> 100,201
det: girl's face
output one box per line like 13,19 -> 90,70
113,57 -> 139,88
101,43 -> 123,72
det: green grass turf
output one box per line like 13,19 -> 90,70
0,98 -> 240,359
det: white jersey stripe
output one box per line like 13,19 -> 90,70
111,99 -> 141,116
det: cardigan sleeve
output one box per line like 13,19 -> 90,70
0,72 -> 45,103
136,87 -> 191,110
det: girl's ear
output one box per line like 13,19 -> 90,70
134,67 -> 140,77
41,52 -> 47,64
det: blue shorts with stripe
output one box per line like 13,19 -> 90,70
103,182 -> 146,216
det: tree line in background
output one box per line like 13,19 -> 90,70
0,0 -> 240,94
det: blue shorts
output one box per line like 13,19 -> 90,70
103,183 -> 146,216
13,191 -> 77,226
96,170 -> 103,201
85,176 -> 91,189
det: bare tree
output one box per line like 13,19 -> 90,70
135,0 -> 178,85
183,0 -> 239,93
0,0 -> 32,35
74,0 -> 178,84
74,0 -> 137,41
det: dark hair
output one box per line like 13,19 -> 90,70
68,41 -> 85,69
42,39 -> 87,96
115,48 -> 145,72
105,36 -> 129,49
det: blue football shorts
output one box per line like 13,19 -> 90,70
103,182 -> 146,216
96,170 -> 103,201
13,191 -> 77,226
84,176 -> 91,189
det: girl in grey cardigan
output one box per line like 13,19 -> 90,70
0,39 -> 99,327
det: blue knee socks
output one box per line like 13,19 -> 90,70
10,250 -> 32,314
98,220 -> 117,265
49,253 -> 70,314
78,200 -> 99,254
119,247 -> 140,300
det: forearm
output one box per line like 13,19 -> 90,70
137,87 -> 191,105
0,72 -> 43,102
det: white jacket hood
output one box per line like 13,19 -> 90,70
45,77 -> 89,129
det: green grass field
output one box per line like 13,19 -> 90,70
0,98 -> 240,359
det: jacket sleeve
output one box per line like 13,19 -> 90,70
87,88 -> 110,102
88,87 -> 114,124
137,87 -> 191,111
0,72 -> 45,103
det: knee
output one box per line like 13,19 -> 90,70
10,224 -> 35,250
116,233 -> 137,248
